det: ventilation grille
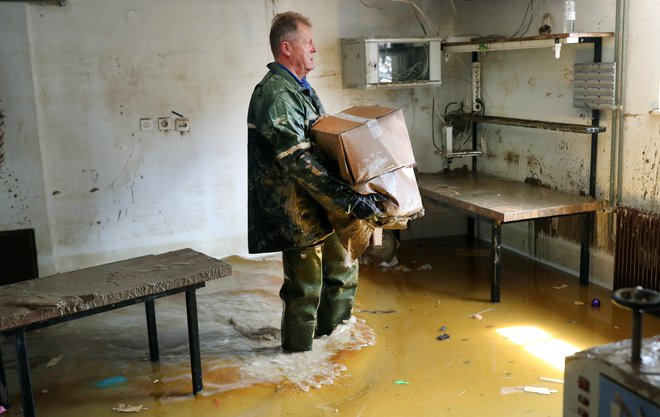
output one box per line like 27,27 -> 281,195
614,207 -> 660,316
573,62 -> 616,109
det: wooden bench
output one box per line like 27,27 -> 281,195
0,248 -> 231,417
417,172 -> 605,303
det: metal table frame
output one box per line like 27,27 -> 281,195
0,284 -> 204,417
0,248 -> 230,417
418,172 -> 604,303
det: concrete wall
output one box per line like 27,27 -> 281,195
3,0 -> 658,288
437,0 -> 660,288
0,6 -> 54,275
0,0 -> 454,273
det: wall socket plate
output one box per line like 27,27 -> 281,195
139,118 -> 154,131
158,117 -> 174,131
472,61 -> 482,112
175,118 -> 190,132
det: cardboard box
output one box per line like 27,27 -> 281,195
354,166 -> 425,229
312,106 -> 415,185
312,106 -> 424,229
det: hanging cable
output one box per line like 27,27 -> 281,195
510,0 -> 541,38
360,0 -> 440,37
431,95 -> 442,153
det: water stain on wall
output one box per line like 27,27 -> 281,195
504,151 -> 519,165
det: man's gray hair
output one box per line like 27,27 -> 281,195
269,11 -> 312,58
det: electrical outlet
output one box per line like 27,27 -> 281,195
158,117 -> 173,131
139,118 -> 154,131
472,62 -> 482,112
175,118 -> 190,132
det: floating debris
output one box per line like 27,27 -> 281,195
539,377 -> 564,384
574,301 -> 584,306
500,386 -> 522,395
393,380 -> 409,385
45,355 -> 64,368
112,403 -> 148,413
437,333 -> 450,341
553,284 -> 569,290
417,264 -> 432,271
522,386 -> 559,395
94,375 -> 127,388
468,307 -> 493,320
356,309 -> 397,314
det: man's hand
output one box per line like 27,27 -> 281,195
350,193 -> 388,221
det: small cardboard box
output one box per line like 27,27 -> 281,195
311,106 -> 416,185
355,166 -> 425,229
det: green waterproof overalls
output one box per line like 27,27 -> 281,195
247,63 -> 364,352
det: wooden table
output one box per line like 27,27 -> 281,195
0,248 -> 231,417
417,172 -> 605,302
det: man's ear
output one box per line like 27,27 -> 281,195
281,41 -> 292,57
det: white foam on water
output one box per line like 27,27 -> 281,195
239,316 -> 376,392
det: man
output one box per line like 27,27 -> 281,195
247,11 -> 385,352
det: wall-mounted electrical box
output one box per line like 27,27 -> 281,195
341,37 -> 442,88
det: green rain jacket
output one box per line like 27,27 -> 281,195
247,63 -> 362,253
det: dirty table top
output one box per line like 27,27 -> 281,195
418,172 -> 605,223
0,248 -> 231,332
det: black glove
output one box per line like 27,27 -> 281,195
350,193 -> 388,221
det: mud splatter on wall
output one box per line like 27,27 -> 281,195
0,99 -> 5,168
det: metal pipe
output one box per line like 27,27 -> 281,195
611,0 -> 627,211
631,307 -> 642,364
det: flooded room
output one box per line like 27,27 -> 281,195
1,1 -> 658,416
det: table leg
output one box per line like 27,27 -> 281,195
467,216 -> 475,244
579,212 -> 592,285
185,289 -> 203,394
145,300 -> 159,362
0,335 -> 8,409
15,331 -> 35,417
491,220 -> 502,303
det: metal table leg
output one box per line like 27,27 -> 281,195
579,212 -> 592,285
15,331 -> 35,417
145,300 -> 159,362
491,220 -> 502,303
185,289 -> 203,394
0,335 -> 8,410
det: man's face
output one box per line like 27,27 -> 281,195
285,23 -> 316,78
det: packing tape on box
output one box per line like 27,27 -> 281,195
335,112 -> 382,139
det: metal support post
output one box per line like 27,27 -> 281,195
185,289 -> 203,394
15,332 -> 35,417
491,220 -> 502,303
145,300 -> 159,362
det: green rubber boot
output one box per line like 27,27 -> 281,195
316,233 -> 359,337
280,243 -> 324,352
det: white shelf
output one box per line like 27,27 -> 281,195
442,32 -> 613,53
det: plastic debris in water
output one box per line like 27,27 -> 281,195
417,264 -> 432,271
591,298 -> 601,308
0,405 -> 6,414
112,403 -> 148,413
45,355 -> 63,368
94,375 -> 127,388
393,380 -> 409,385
437,333 -> 450,341
552,284 -> 568,290
574,300 -> 584,306
539,376 -> 564,384
468,307 -> 493,320
439,325 -> 447,332
522,385 -> 559,395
